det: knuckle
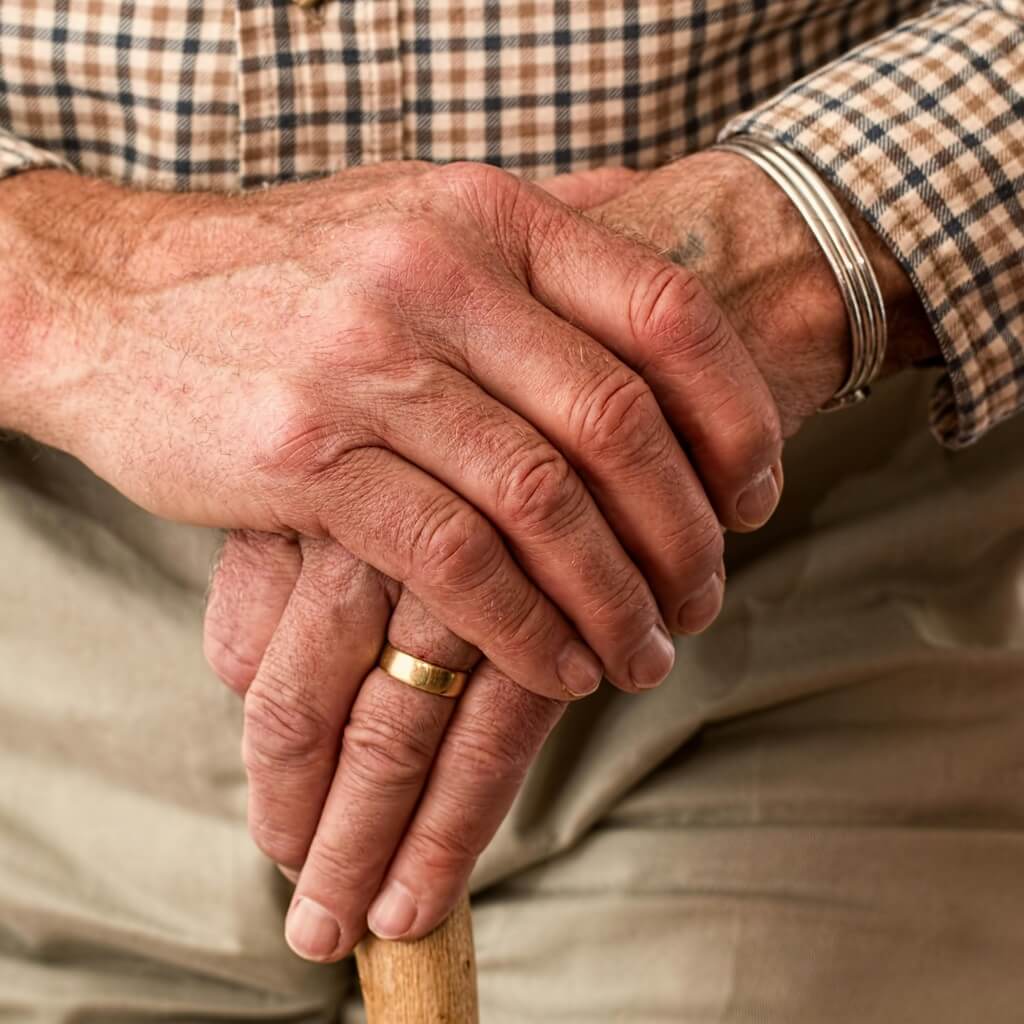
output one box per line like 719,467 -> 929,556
677,307 -> 730,364
573,367 -> 663,461
405,818 -> 479,877
520,196 -> 575,261
414,500 -> 503,592
489,586 -> 554,662
631,263 -> 727,362
665,510 -> 725,579
251,384 -> 352,484
439,161 -> 516,204
469,672 -> 565,740
368,221 -> 454,301
340,708 -> 436,794
445,725 -> 534,789
247,813 -> 308,870
243,683 -> 336,773
583,572 -> 656,632
494,444 -> 584,537
452,680 -> 563,784
203,632 -> 259,696
436,162 -> 534,264
305,835 -> 379,897
707,393 -> 784,477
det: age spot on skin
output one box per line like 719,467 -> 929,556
667,231 -> 706,269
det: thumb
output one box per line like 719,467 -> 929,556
537,166 -> 646,209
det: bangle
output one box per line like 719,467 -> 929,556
712,134 -> 888,411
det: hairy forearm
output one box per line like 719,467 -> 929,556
0,170 -> 114,447
0,170 -> 229,466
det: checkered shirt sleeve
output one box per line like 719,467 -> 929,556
721,1 -> 1024,449
0,130 -> 72,180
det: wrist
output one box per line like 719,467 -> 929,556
687,149 -> 938,411
0,170 -> 103,447
594,149 -> 937,434
0,170 -> 176,453
845,203 -> 938,374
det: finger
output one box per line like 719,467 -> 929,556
536,167 -> 644,209
203,530 -> 301,695
285,591 -> 477,963
243,541 -> 393,871
311,446 -> 606,702
383,368 -> 676,691
450,291 -> 725,639
522,187 -> 785,534
367,662 -> 564,941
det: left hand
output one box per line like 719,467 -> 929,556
587,150 -> 937,437
204,151 -> 936,964
205,531 -> 563,963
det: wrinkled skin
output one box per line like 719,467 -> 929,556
9,160 -> 789,705
203,153 -> 935,962
0,153 -> 931,962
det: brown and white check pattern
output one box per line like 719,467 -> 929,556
1,0 -> 1021,445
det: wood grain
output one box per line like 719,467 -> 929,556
355,892 -> 478,1024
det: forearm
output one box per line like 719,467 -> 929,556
0,170 -> 108,447
0,169 -> 214,463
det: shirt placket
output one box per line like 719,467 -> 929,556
235,0 -> 404,189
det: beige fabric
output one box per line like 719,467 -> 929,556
2,367 -> 1023,1021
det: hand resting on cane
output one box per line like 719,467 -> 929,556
204,152 -> 937,963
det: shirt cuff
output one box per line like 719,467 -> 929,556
719,1 -> 1024,449
0,131 -> 74,182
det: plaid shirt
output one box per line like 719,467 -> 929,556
1,1 -> 1021,447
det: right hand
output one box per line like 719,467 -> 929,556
6,161 -> 782,698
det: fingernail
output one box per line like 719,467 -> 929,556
677,572 -> 725,635
368,881 -> 418,940
736,465 -> 781,529
285,897 -> 341,962
629,623 -> 676,690
557,640 -> 603,697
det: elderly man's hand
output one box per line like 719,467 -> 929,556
206,530 -> 565,962
200,150 -> 939,965
3,161 -> 791,702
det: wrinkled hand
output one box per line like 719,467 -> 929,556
215,151 -> 929,964
202,171 -> 631,963
207,531 -> 564,962
202,152 -> 938,966
202,160 -> 809,964
14,158 -> 802,700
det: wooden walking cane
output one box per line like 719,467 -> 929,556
355,891 -> 479,1023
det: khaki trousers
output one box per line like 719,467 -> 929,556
2,370 -> 1023,1022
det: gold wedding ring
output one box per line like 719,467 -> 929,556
378,644 -> 469,699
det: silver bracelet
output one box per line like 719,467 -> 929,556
713,134 -> 888,411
